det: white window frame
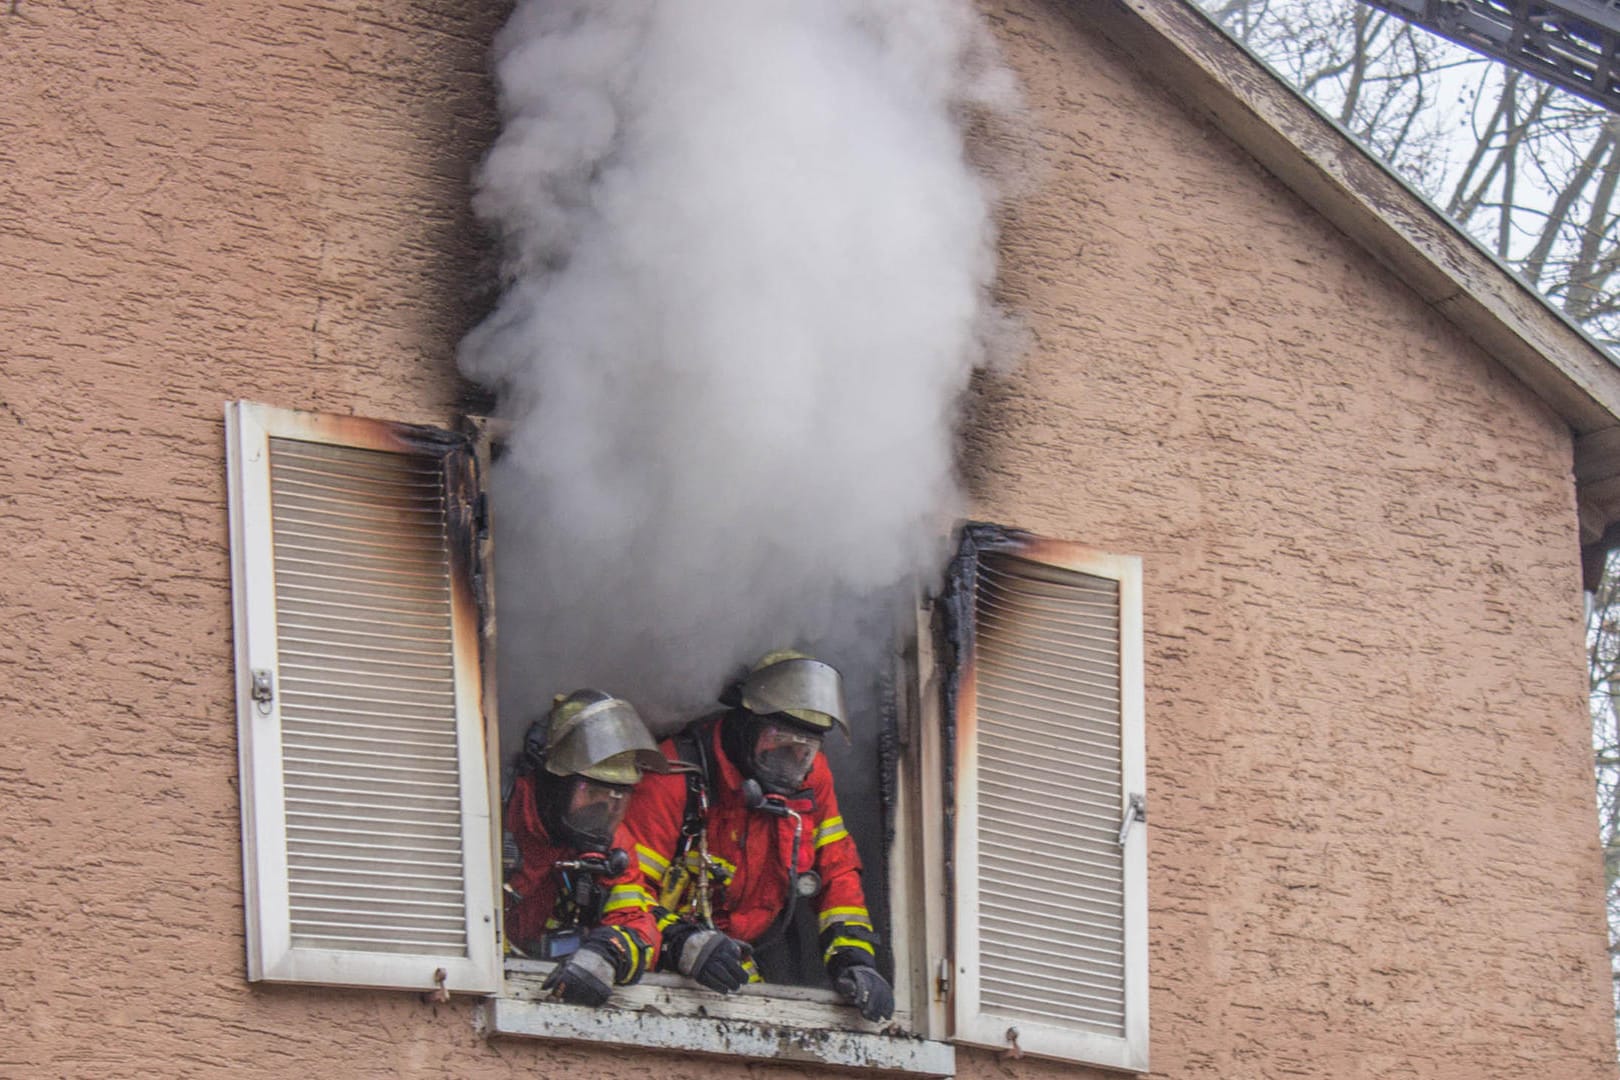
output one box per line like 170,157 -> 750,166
225,401 -> 500,993
943,533 -> 1148,1072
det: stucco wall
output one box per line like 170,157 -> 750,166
2,1 -> 1612,1079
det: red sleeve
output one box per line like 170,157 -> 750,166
598,759 -> 690,970
501,774 -> 557,951
806,759 -> 879,970
592,824 -> 661,982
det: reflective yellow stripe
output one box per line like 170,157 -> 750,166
814,817 -> 849,849
818,906 -> 870,932
636,844 -> 670,882
602,884 -> 653,914
823,937 -> 877,963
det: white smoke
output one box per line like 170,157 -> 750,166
460,0 -> 1020,737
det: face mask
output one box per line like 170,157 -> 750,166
559,777 -> 631,851
749,718 -> 823,794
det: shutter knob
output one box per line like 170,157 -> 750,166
1116,793 -> 1146,846
250,669 -> 275,715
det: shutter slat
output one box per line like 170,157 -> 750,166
978,666 -> 1122,714
282,718 -> 457,743
282,864 -> 468,893
981,844 -> 1127,895
280,691 -> 455,723
978,746 -> 1120,790
977,776 -> 1119,823
284,727 -> 459,754
268,436 -> 472,963
274,536 -> 448,573
276,568 -> 451,604
281,660 -> 456,691
278,590 -> 453,626
281,680 -> 456,709
977,604 -> 1122,658
273,521 -> 447,556
971,805 -> 1121,859
279,632 -> 460,664
274,607 -> 453,641
979,913 -> 1126,966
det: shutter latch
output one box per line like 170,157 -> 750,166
251,669 -> 275,714
1116,793 -> 1146,846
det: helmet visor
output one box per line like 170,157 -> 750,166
738,658 -> 848,737
560,777 -> 632,851
750,718 -> 823,793
545,696 -> 673,781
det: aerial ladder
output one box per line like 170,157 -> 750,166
1358,0 -> 1620,111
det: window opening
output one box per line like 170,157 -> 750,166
481,435 -> 899,996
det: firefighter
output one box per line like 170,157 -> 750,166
615,651 -> 895,1022
503,688 -> 674,1007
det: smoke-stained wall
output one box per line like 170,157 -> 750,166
1,1 -> 1613,1079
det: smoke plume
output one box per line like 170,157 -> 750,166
460,0 -> 1019,737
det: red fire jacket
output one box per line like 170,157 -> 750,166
610,720 -> 879,972
503,772 -> 658,981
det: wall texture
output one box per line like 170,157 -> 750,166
2,1 -> 1612,1079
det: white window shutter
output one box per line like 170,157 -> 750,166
951,540 -> 1147,1072
225,401 -> 499,993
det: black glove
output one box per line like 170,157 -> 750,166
669,925 -> 753,993
541,928 -> 622,1007
831,960 -> 894,1022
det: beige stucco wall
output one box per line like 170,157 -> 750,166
3,1 -> 1612,1078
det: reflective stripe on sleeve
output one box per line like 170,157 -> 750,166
823,936 -> 878,964
818,905 -> 871,932
602,883 -> 654,914
636,844 -> 671,883
814,815 -> 849,849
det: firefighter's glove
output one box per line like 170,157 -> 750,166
673,927 -> 753,993
831,959 -> 894,1022
541,928 -> 623,1007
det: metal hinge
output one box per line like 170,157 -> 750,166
935,957 -> 951,1000
250,669 -> 275,715
1116,793 -> 1146,846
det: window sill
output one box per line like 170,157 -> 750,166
486,961 -> 954,1076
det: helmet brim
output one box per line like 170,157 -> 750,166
545,697 -> 676,779
737,657 -> 849,737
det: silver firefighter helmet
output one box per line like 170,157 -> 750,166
734,651 -> 849,738
542,689 -> 673,785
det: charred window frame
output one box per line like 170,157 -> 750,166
468,418 -> 953,1076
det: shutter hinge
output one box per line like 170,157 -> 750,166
250,669 -> 276,715
1116,793 -> 1146,846
935,957 -> 950,1000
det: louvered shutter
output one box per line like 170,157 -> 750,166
226,402 -> 498,992
951,542 -> 1146,1071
